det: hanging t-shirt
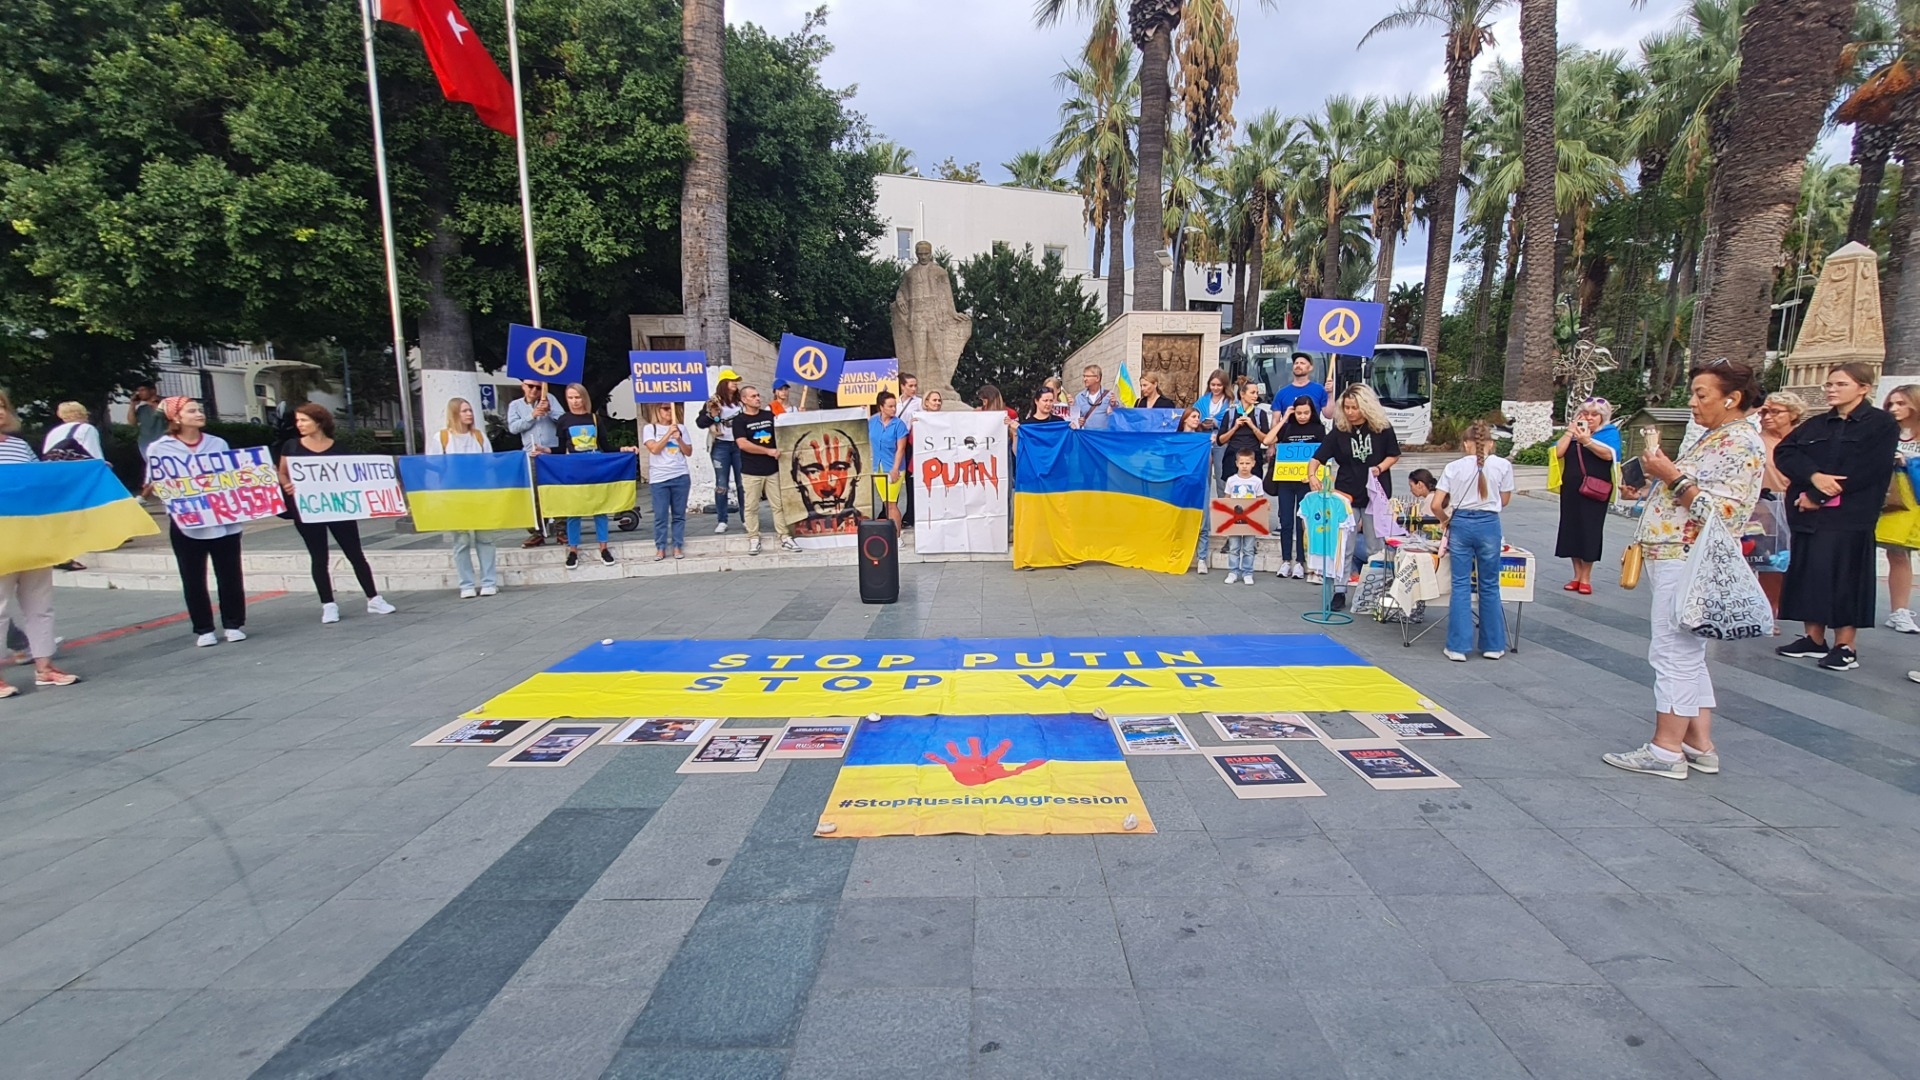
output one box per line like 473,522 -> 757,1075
1299,489 -> 1354,576
556,411 -> 606,454
731,410 -> 778,477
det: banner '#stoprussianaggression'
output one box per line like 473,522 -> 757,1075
462,633 -> 1427,720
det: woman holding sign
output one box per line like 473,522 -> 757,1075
277,404 -> 395,625
146,398 -> 249,648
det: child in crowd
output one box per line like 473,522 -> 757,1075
1223,450 -> 1262,585
1401,468 -> 1442,540
1179,407 -> 1211,574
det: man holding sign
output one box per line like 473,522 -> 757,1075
1297,298 -> 1385,358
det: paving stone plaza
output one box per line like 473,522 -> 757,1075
2,496 -> 1917,1079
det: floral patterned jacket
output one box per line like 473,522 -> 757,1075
1634,421 -> 1765,561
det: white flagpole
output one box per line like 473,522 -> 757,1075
503,0 -> 542,327
358,0 -> 419,455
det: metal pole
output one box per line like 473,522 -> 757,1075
504,0 -> 541,327
358,0 -> 418,454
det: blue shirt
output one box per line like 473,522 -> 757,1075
870,416 -> 909,473
1276,380 -> 1328,418
1071,388 -> 1116,430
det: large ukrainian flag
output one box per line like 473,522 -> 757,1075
534,452 -> 636,518
0,460 -> 157,574
821,713 -> 1153,837
397,452 -> 535,531
1013,424 -> 1209,574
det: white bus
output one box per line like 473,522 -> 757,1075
1215,330 -> 1433,445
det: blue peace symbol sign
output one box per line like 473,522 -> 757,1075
1318,307 -> 1362,349
525,335 -> 569,378
792,346 -> 829,382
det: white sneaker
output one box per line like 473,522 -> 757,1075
1602,743 -> 1688,780
1224,572 -> 1239,584
1196,558 -> 1209,575
1483,650 -> 1505,660
1889,608 -> 1920,634
479,585 -> 498,597
367,596 -> 396,615
459,587 -> 478,599
780,537 -> 800,552
320,602 -> 340,624
1293,562 -> 1307,579
714,522 -> 728,534
749,536 -> 762,555
223,628 -> 247,643
1244,574 -> 1256,586
195,632 -> 218,648
1445,650 -> 1468,662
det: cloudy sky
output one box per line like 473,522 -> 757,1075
728,0 -> 1851,299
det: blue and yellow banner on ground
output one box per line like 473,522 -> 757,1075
398,451 -> 535,531
0,460 -> 157,574
534,452 -> 636,518
821,713 -> 1153,837
461,633 -> 1427,720
1012,425 -> 1210,574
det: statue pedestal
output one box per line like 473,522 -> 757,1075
1782,241 -> 1885,406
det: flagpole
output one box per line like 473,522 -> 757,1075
503,0 -> 541,328
358,0 -> 419,455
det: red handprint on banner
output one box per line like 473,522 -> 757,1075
924,736 -> 1047,786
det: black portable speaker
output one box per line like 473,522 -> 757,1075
858,519 -> 899,604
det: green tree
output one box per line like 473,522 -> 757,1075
1051,37 -> 1139,321
934,157 -> 985,182
1003,148 -> 1069,190
1352,94 -> 1441,306
952,245 -> 1101,408
864,139 -> 918,175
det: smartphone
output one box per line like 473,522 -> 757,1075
1620,457 -> 1647,489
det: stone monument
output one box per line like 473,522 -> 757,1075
891,241 -> 972,398
1782,241 -> 1885,406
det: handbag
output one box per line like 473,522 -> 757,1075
1571,446 -> 1613,503
1619,542 -> 1643,590
1675,512 -> 1774,639
1884,471 -> 1911,512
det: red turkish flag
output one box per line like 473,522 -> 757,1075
377,0 -> 518,135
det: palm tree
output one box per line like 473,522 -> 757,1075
682,0 -> 730,365
1037,0 -> 1262,312
867,139 -> 919,176
1003,148 -> 1068,190
1688,0 -> 1854,368
1052,37 -> 1140,320
1291,95 -> 1378,300
1353,94 -> 1441,306
1161,125 -> 1211,309
1219,110 -> 1297,331
1360,0 -> 1514,363
1501,0 -> 1557,446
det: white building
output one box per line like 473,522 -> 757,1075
870,173 -> 1241,328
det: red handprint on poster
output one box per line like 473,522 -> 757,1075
924,736 -> 1047,786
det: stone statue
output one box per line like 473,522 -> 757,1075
891,241 -> 972,396
1781,241 -> 1885,407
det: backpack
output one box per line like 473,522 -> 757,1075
43,424 -> 92,461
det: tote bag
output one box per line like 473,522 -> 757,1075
1675,513 -> 1774,640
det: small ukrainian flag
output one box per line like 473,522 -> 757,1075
534,452 -> 637,518
1115,362 -> 1138,407
0,460 -> 158,574
398,452 -> 535,531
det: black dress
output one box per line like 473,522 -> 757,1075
1554,442 -> 1611,562
1775,403 -> 1901,629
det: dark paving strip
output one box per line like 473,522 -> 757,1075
604,760 -> 856,1079
249,752 -> 684,1080
1520,619 -> 1920,795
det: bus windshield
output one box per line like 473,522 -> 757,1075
1370,348 -> 1431,409
1226,333 -> 1332,402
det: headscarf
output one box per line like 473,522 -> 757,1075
161,396 -> 193,423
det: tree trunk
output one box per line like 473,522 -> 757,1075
1107,184 -> 1126,321
1658,227 -> 1696,393
1848,121 -> 1891,244
1503,0 -> 1559,446
1688,0 -> 1852,369
682,0 -> 731,366
1496,200 -> 1522,350
1321,189 -> 1343,300
1171,246 -> 1188,310
1419,40 -> 1473,361
1372,194 -> 1398,307
1092,202 -> 1107,281
1132,26 -> 1171,312
417,212 -> 476,375
1885,102 -> 1920,378
1250,206 -> 1269,329
1470,221 -> 1500,379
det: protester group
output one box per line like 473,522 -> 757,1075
5,355 -> 1919,789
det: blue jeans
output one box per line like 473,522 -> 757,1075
1447,510 -> 1508,654
651,475 -> 689,551
566,515 -> 608,547
711,443 -> 745,524
450,531 -> 496,589
1273,485 -> 1305,562
1227,535 -> 1257,577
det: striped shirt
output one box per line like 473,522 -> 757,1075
0,435 -> 37,464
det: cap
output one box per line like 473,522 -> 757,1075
716,368 -> 741,383
773,380 -> 790,390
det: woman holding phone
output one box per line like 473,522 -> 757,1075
1553,398 -> 1619,594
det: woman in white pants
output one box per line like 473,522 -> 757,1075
0,389 -> 81,696
429,398 -> 499,599
1604,361 -> 1765,780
